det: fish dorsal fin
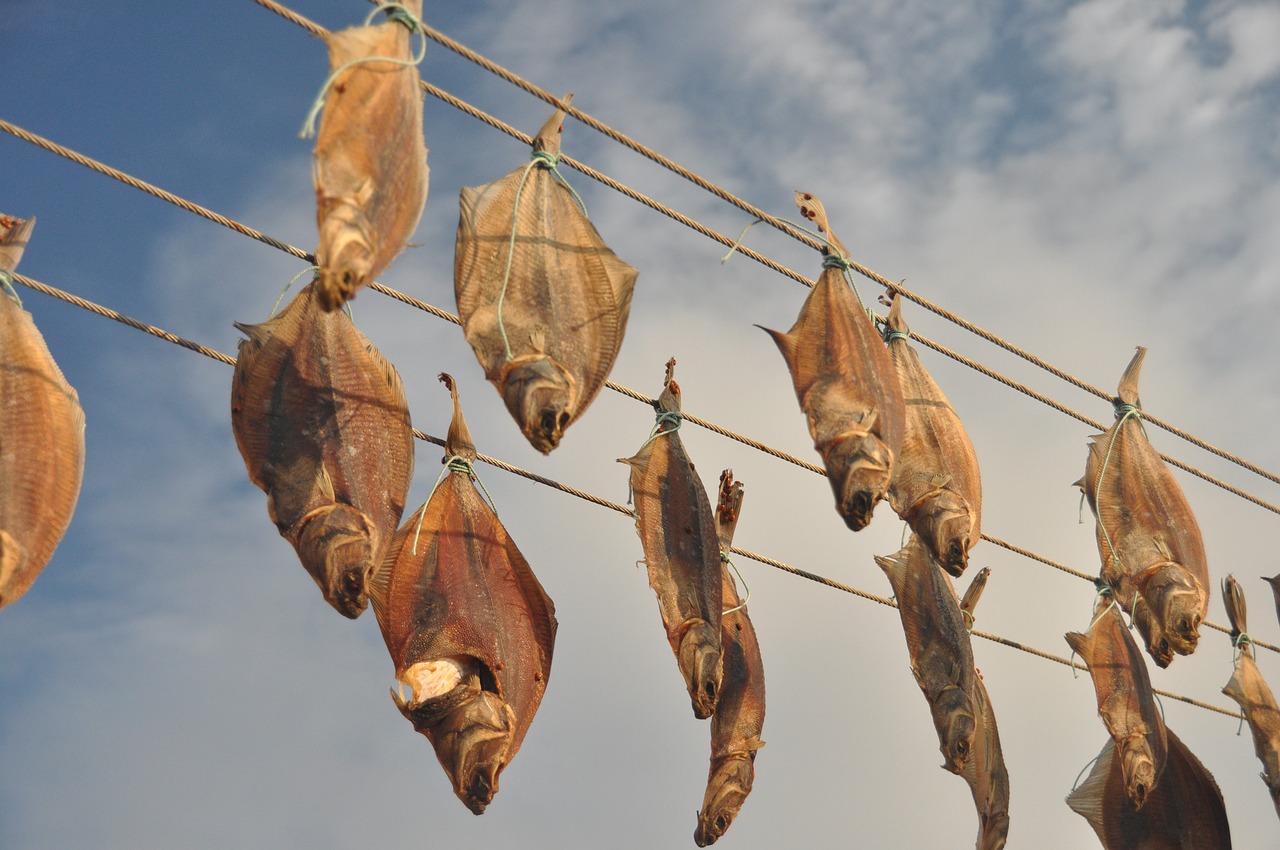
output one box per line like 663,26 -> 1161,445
533,93 -> 573,157
439,373 -> 477,461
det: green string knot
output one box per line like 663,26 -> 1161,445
530,150 -> 559,168
821,252 -> 851,271
883,329 -> 909,344
0,269 -> 20,307
446,455 -> 476,477
1113,400 -> 1141,421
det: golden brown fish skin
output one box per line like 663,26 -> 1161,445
230,281 -> 413,618
369,375 -> 557,815
883,295 -> 981,577
1065,600 -> 1166,809
875,536 -> 977,774
1067,730 -> 1230,850
456,97 -> 637,454
620,362 -> 723,720
0,215 -> 85,610
695,471 -> 765,847
1079,347 -> 1209,666
1220,575 -> 1280,818
312,0 -> 429,311
761,192 -> 904,531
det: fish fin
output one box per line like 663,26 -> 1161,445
1064,630 -> 1093,665
757,325 -> 796,367
1222,575 -> 1247,638
440,373 -> 477,460
1066,739 -> 1116,832
0,529 -> 30,602
532,93 -> 572,156
529,327 -> 547,353
1116,346 -> 1146,407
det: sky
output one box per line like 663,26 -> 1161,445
3,0 -> 1280,847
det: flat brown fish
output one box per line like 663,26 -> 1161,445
231,280 -> 413,618
695,470 -> 765,847
368,375 -> 557,815
761,192 -> 904,530
1220,575 -> 1280,819
312,0 -> 429,311
0,215 -> 85,610
620,359 -> 722,719
958,568 -> 1011,850
455,96 -> 638,453
1065,600 -> 1166,809
1078,347 -> 1209,667
1067,730 -> 1230,849
875,535 -> 977,774
884,293 -> 981,576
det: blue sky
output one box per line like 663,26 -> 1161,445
3,0 -> 1280,847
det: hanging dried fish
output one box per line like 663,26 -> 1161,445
883,293 -> 981,576
0,215 -> 85,610
874,535 -> 976,774
695,470 -> 765,847
1077,347 -> 1209,667
368,375 -> 557,814
619,359 -> 722,719
1067,730 -> 1230,849
760,192 -> 904,530
1220,575 -> 1280,819
231,280 -> 414,618
310,0 -> 429,311
455,96 -> 638,453
1065,598 -> 1166,809
958,568 -> 1011,850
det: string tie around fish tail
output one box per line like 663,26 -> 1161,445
1233,629 -> 1254,663
882,326 -> 910,345
297,4 -> 427,139
721,552 -> 752,617
410,455 -> 496,554
0,269 -> 21,307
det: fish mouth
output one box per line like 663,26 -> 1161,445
1167,612 -> 1202,656
695,755 -> 755,846
826,435 -> 892,531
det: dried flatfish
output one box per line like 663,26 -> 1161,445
1067,730 -> 1230,849
311,0 -> 429,310
0,215 -> 85,610
761,192 -> 904,530
695,470 -> 765,847
875,535 -> 976,774
620,359 -> 722,719
1077,347 -> 1209,667
455,96 -> 637,453
231,280 -> 413,618
884,293 -> 981,576
1065,599 -> 1166,809
368,375 -> 557,815
958,568 -> 1011,850
1221,575 -> 1280,819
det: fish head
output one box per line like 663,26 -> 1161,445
501,357 -> 576,454
824,433 -> 893,531
934,687 -> 977,774
1118,736 -> 1158,810
295,504 -> 378,619
1138,564 -> 1205,657
392,673 -> 515,815
694,753 -> 756,846
913,490 -> 974,577
1132,603 -> 1176,668
315,205 -> 374,311
678,620 -> 723,720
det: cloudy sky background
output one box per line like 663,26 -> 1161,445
3,0 -> 1280,846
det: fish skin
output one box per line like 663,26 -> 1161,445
1067,730 -> 1230,850
1220,575 -> 1280,819
1078,347 -> 1209,666
620,361 -> 723,720
761,193 -> 904,531
875,536 -> 977,774
1262,574 -> 1280,630
368,375 -> 557,815
1065,601 -> 1166,810
0,215 -> 85,610
231,281 -> 413,618
695,471 -> 765,847
884,295 -> 981,577
455,98 -> 637,454
312,0 -> 429,311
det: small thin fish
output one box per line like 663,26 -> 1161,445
760,192 -> 904,530
620,359 -> 723,720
